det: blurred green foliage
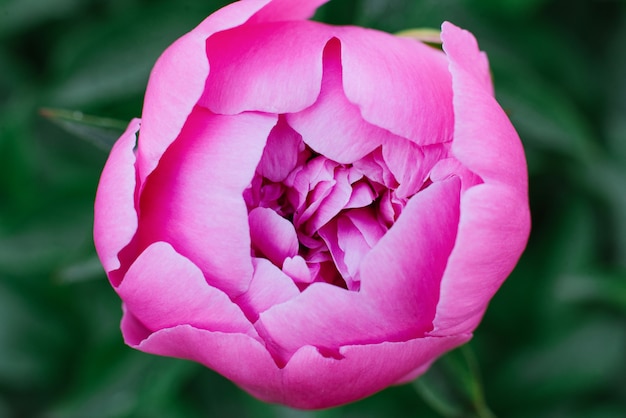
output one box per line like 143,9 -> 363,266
1,0 -> 625,416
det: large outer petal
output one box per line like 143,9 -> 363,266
430,23 -> 530,335
136,108 -> 277,297
94,119 -> 140,275
200,20 -> 454,154
248,0 -> 329,24
137,0 -> 330,183
125,323 -> 469,409
339,28 -> 454,145
442,22 -> 525,188
276,333 -> 470,409
117,242 -> 257,338
199,21 -> 331,115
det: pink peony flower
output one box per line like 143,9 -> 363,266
94,0 -> 530,409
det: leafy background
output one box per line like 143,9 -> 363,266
1,0 -> 625,416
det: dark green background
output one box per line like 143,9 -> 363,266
1,0 -> 625,417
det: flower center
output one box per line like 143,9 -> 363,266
244,116 -> 442,292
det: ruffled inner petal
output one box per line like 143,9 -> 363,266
304,167 -> 354,233
318,208 -> 386,289
282,255 -> 313,285
235,257 -> 300,322
430,157 -> 483,192
382,139 -> 449,199
257,116 -> 307,182
353,147 -> 397,189
249,206 -> 299,266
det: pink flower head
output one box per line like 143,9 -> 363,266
94,0 -> 530,409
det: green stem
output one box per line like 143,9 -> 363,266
460,346 -> 496,418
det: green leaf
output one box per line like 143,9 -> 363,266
40,107 -> 127,151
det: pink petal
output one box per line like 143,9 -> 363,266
353,148 -> 397,189
282,255 -> 313,284
441,22 -> 527,190
377,189 -> 406,227
382,140 -> 449,198
126,324 -> 285,402
199,21 -> 332,115
290,157 -> 335,228
319,208 -> 386,288
258,177 -> 461,363
248,0 -> 330,24
430,185 -> 530,335
125,311 -> 468,410
120,305 -> 152,347
317,220 -> 350,280
339,27 -> 454,145
360,176 -> 461,328
256,284 -> 393,364
117,242 -> 257,337
305,167 -> 353,233
235,258 -> 300,321
287,38 -> 386,163
430,23 -> 531,335
94,119 -> 140,277
344,180 -> 377,209
430,157 -> 483,193
346,208 -> 387,248
249,207 -> 299,266
257,116 -> 305,182
441,22 -> 494,97
137,0 -> 275,183
136,108 -> 277,297
337,217 -> 376,284
279,334 -> 470,409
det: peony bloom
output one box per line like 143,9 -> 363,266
94,0 -> 530,409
